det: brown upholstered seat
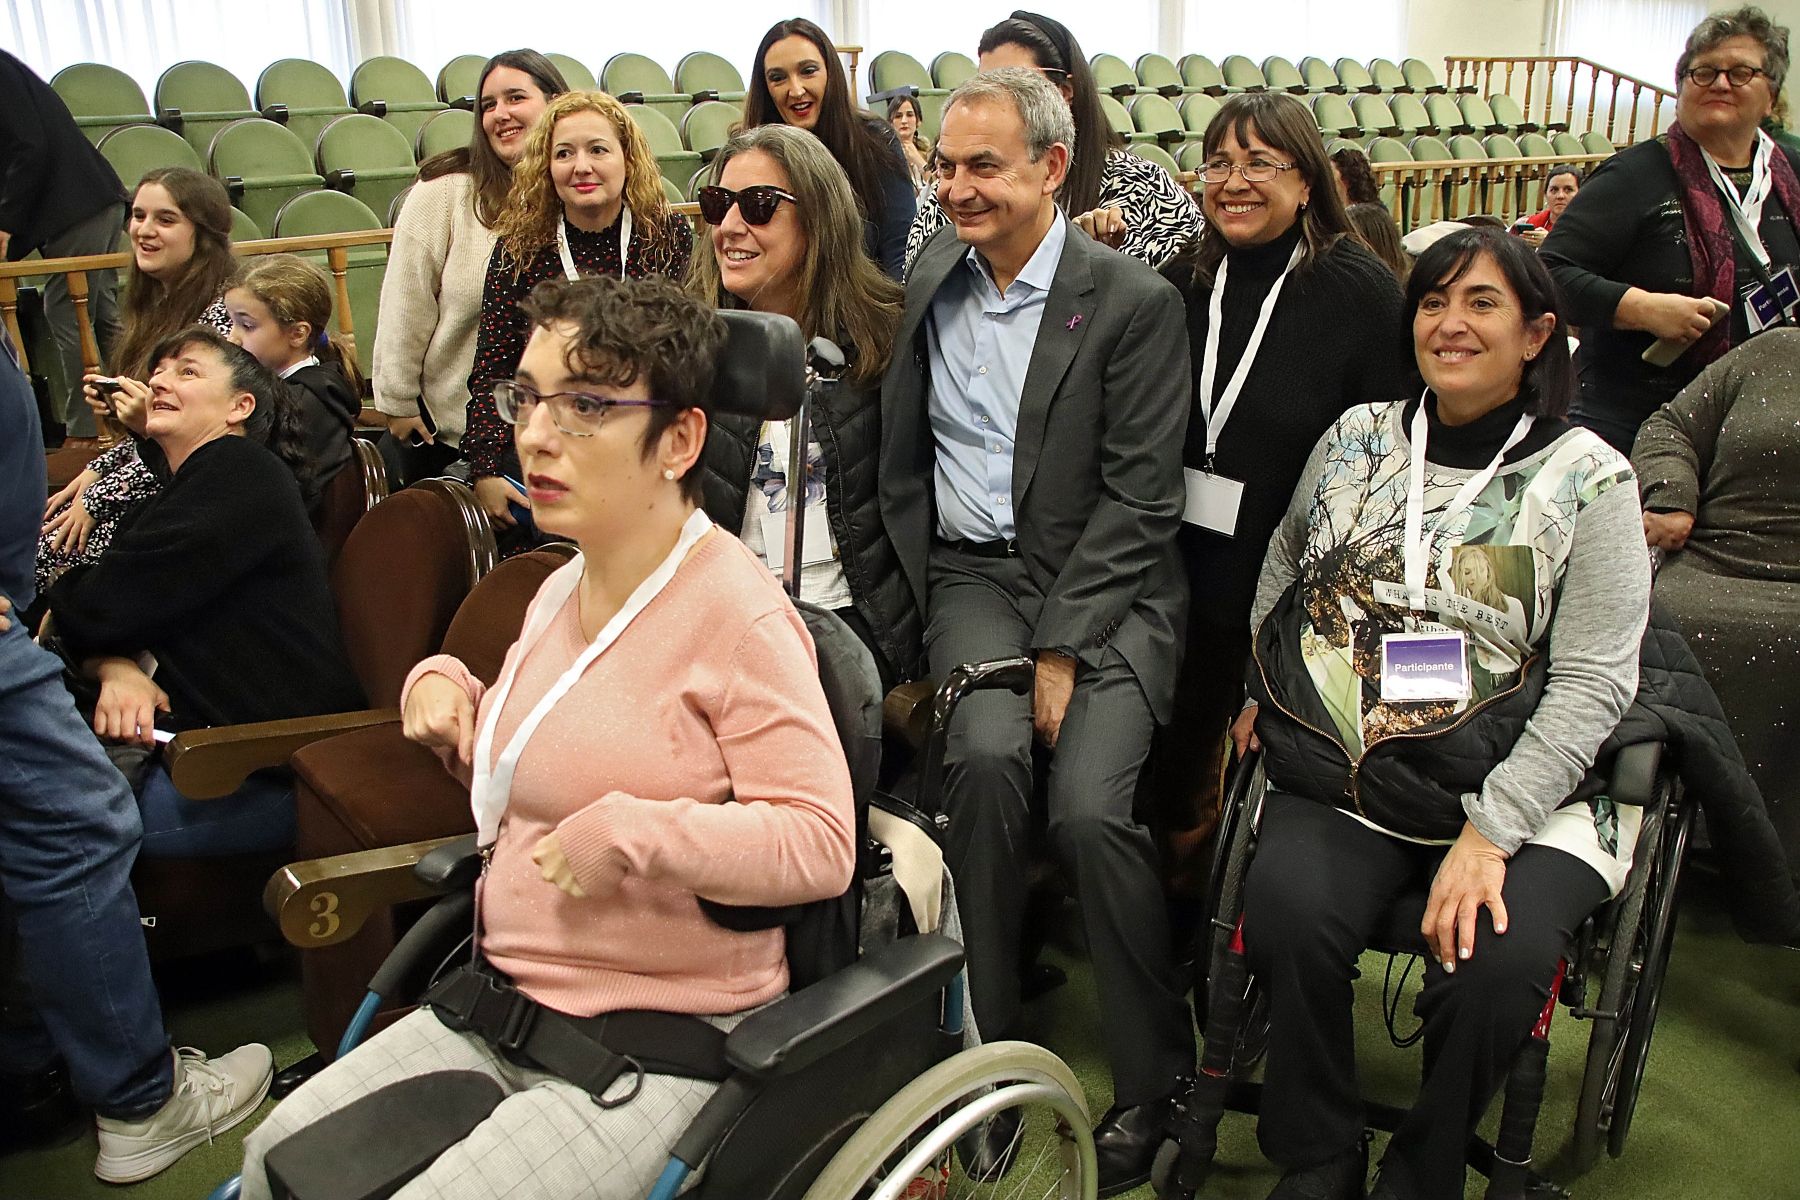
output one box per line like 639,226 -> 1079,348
311,438 -> 389,569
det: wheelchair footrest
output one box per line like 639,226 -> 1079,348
263,1071 -> 503,1200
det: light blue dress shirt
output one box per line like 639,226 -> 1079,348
925,212 -> 1069,542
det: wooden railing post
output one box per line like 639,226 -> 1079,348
67,268 -> 123,444
326,245 -> 354,367
1564,61 -> 1578,131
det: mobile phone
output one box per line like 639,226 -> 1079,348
500,474 -> 536,535
90,376 -> 124,395
407,397 -> 439,447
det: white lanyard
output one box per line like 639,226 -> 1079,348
468,508 -> 710,845
1197,243 -> 1303,465
1702,131 -> 1775,269
1402,395 -> 1533,610
555,205 -> 634,282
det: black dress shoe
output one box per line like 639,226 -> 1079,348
271,1051 -> 326,1099
0,1062 -> 83,1152
1266,1138 -> 1369,1200
1094,1093 -> 1179,1198
955,1105 -> 1024,1183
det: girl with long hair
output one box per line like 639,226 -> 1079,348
372,49 -> 568,485
743,17 -> 915,278
687,124 -> 918,683
463,90 -> 693,533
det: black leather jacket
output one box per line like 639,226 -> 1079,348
700,372 -> 922,683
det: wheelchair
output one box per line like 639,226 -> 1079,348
211,309 -> 1101,1200
1156,740 -> 1692,1200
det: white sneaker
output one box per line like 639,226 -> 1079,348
94,1044 -> 274,1184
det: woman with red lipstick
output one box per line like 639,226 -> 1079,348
463,90 -> 692,540
1150,92 -> 1407,894
687,124 -> 918,685
743,17 -> 915,279
1543,6 -> 1800,452
374,49 -> 567,486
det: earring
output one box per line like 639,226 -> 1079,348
1299,200 -> 1308,212
663,468 -> 676,480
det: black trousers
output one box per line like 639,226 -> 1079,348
925,543 -> 1193,1106
1241,792 -> 1608,1200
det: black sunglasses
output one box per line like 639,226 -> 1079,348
697,184 -> 799,226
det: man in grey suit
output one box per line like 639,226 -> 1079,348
878,68 -> 1194,1196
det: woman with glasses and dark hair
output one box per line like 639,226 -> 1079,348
239,276 -> 855,1200
1230,226 -> 1650,1200
744,17 -> 915,278
686,125 -> 918,685
903,10 -> 1201,272
1542,5 -> 1800,452
1151,92 -> 1408,880
462,90 -> 692,537
372,49 -> 568,485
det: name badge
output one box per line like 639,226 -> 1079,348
760,505 -> 835,570
1744,279 -> 1782,334
1380,631 -> 1470,703
1770,265 -> 1800,318
1182,468 -> 1245,536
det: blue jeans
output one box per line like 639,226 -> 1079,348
0,621 -> 172,1118
136,766 -> 295,858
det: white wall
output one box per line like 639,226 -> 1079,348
1405,0 -> 1550,77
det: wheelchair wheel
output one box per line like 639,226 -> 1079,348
1571,779 -> 1690,1172
799,1040 -> 1098,1200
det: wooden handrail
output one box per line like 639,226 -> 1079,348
1444,55 -> 1675,147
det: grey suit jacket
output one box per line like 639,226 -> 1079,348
878,222 -> 1193,720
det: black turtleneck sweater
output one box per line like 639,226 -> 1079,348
1401,392 -> 1572,469
1162,227 -> 1410,629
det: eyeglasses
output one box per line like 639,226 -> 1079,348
697,184 -> 799,226
1682,64 -> 1770,88
492,380 -> 669,438
1197,159 -> 1299,185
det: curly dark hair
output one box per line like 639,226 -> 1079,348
146,325 -> 313,490
518,277 -> 728,501
1331,145 -> 1381,206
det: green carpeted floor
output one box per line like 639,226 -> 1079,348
3,865 -> 1795,1200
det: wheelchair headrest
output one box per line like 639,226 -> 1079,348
712,309 -> 805,422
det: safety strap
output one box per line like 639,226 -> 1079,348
425,963 -> 730,1106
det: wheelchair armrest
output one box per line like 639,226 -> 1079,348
262,833 -> 466,949
882,678 -> 935,749
415,833 -> 483,890
724,933 -> 965,1080
914,657 -> 1036,817
1607,741 -> 1662,809
166,708 -> 400,799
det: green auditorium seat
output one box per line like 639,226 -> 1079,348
1180,93 -> 1222,138
1098,94 -> 1140,143
1091,53 -> 1149,100
1179,54 -> 1233,97
548,54 -> 598,93
1552,131 -> 1587,157
932,51 -> 978,90
687,164 -> 711,202
1299,56 -> 1345,94
316,113 -> 418,229
1312,94 -> 1366,141
256,59 -> 353,156
1125,142 -> 1181,176
97,123 -> 202,190
1130,93 -> 1191,147
604,53 -> 697,127
1458,94 -> 1507,135
1353,94 -> 1404,138
1369,57 -> 1408,93
1177,141 -> 1210,172
415,108 -> 475,161
1490,92 -> 1567,135
662,176 -> 685,208
1334,57 -> 1381,94
155,60 -> 259,156
350,57 -> 448,147
1425,93 -> 1473,136
1402,57 -> 1454,94
230,207 -> 263,243
674,51 -> 743,103
51,63 -> 154,145
386,183 -> 414,226
1484,133 -> 1525,159
1581,130 -> 1615,156
1260,57 -> 1310,95
436,54 -> 486,105
1446,134 -> 1490,215
1386,93 -> 1432,137
271,189 -> 387,357
1135,53 -> 1190,97
1517,131 -> 1558,158
1366,135 -> 1413,218
1484,135 -> 1528,211
681,100 -> 741,161
624,104 -> 703,194
1220,55 -> 1268,93
1409,134 -> 1454,162
207,117 -> 325,238
866,50 -> 949,138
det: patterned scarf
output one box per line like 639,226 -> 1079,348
1664,120 -> 1800,364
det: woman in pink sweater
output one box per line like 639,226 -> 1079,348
240,277 -> 856,1200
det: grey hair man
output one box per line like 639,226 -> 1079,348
878,62 -> 1196,1196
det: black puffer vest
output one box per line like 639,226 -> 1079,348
699,374 -> 922,683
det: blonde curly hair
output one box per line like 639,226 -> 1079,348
493,90 -> 671,274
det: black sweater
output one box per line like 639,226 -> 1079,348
0,50 -> 127,258
1163,229 -> 1410,630
1541,135 -> 1800,428
49,435 -> 363,727
287,361 -> 359,505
